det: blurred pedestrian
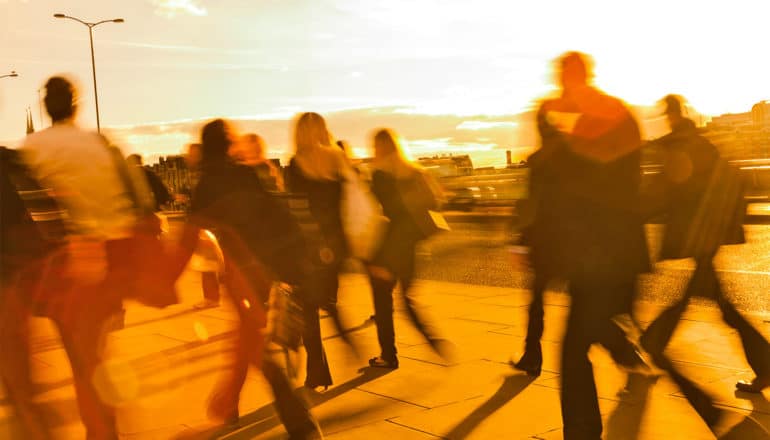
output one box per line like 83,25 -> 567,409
638,94 -> 770,432
286,112 -> 357,389
19,75 -> 139,440
232,133 -> 284,192
365,128 -> 452,369
534,52 -> 651,439
171,119 -> 321,437
185,143 -> 225,309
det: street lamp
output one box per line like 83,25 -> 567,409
0,71 -> 19,79
53,13 -> 124,133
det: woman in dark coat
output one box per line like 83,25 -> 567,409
174,119 -> 321,438
285,112 -> 353,389
365,128 -> 450,369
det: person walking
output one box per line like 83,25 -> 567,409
172,119 -> 322,438
365,128 -> 452,369
532,52 -> 651,439
285,112 -> 355,389
20,76 -> 139,440
638,94 -> 770,432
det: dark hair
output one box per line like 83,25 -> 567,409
662,94 -> 684,117
558,51 -> 593,86
200,119 -> 231,164
44,76 -> 76,122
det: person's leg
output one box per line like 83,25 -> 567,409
397,244 -> 444,351
261,357 -> 321,438
514,271 -> 546,375
368,269 -> 398,366
207,266 -> 263,423
714,283 -> 770,391
55,295 -> 118,440
201,271 -> 220,303
299,285 -> 332,388
560,283 -> 604,440
639,257 -> 712,356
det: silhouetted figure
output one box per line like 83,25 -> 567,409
172,119 -> 321,438
20,76 -> 139,440
184,143 -> 225,309
366,128 -> 451,369
232,133 -> 284,192
638,95 -> 770,431
0,147 -> 52,440
127,154 -> 171,211
286,112 -> 354,389
534,52 -> 651,439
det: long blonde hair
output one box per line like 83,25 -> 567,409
372,128 -> 419,180
293,112 -> 347,181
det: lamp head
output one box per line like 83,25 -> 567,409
113,18 -> 124,23
53,13 -> 65,18
10,71 -> 18,77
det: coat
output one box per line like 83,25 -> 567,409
657,119 -> 745,259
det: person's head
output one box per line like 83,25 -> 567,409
127,154 -> 143,166
373,128 -> 402,160
231,133 -> 266,165
44,76 -> 77,123
200,119 -> 234,165
557,51 -> 593,91
294,112 -> 333,154
185,143 -> 203,169
661,94 -> 686,128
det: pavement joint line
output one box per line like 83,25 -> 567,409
399,355 -> 456,368
354,388 -> 432,409
384,418 -> 446,439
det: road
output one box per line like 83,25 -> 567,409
166,215 -> 770,315
418,217 -> 770,315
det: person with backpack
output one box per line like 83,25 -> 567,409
365,128 -> 452,369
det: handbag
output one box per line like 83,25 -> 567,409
265,282 -> 304,351
400,170 -> 450,238
107,146 -> 178,308
340,173 -> 389,261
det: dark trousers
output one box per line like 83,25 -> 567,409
201,271 -> 221,302
369,241 -> 439,361
643,256 -> 770,377
641,256 -> 770,427
560,278 -> 640,440
523,272 -> 548,351
214,263 -> 317,434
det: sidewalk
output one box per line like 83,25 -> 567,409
2,271 -> 769,439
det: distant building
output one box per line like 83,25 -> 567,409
704,101 -> 770,160
417,154 -> 474,178
148,155 -> 193,211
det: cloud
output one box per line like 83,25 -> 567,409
149,0 -> 207,18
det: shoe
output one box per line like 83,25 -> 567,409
735,376 -> 770,393
368,356 -> 399,369
511,347 -> 542,377
194,299 -> 219,309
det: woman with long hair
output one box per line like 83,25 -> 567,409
366,128 -> 450,369
173,119 -> 321,438
286,112 -> 353,389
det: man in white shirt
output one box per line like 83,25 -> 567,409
20,76 -> 136,440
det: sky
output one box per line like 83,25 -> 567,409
1,0 -> 769,166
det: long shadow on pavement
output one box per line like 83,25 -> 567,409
174,366 -> 393,440
443,373 -> 535,440
605,373 -> 658,440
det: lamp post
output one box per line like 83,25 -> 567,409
53,14 -> 124,133
0,71 -> 19,79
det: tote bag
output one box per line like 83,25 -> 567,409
340,172 -> 389,261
